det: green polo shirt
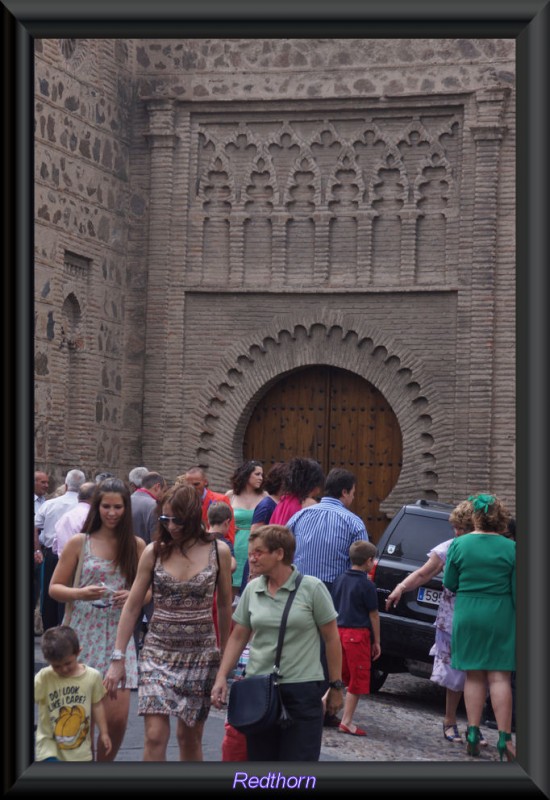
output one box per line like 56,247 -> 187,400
233,567 -> 338,683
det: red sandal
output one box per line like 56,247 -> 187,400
338,723 -> 367,737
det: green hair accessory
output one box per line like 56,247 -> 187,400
468,493 -> 495,514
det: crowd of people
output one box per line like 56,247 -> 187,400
33,463 -> 516,764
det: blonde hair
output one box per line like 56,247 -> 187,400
449,499 -> 475,533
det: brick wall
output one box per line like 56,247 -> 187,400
34,38 -> 516,515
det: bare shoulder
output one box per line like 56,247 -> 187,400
138,541 -> 156,565
64,532 -> 86,554
134,536 -> 147,555
225,489 -> 234,499
215,539 -> 232,560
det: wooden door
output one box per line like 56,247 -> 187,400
243,365 -> 402,542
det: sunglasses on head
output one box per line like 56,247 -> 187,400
159,515 -> 185,526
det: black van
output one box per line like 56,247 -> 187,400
369,499 -> 455,692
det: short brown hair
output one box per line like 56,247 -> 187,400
207,501 -> 232,526
349,540 -> 377,565
249,524 -> 296,565
41,626 -> 80,662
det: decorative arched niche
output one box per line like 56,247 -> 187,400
191,312 -> 451,517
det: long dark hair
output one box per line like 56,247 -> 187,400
230,460 -> 264,495
83,478 -> 138,585
282,457 -> 325,501
154,483 -> 209,559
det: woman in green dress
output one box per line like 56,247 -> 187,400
225,461 -> 267,598
443,493 -> 516,761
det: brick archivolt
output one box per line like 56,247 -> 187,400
193,312 -> 450,516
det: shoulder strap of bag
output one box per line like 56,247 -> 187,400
273,573 -> 303,672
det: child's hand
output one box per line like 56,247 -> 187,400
372,642 -> 382,661
100,733 -> 112,756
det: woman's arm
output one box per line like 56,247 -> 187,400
111,537 -> 151,609
385,551 -> 445,610
319,619 -> 343,717
215,541 -> 233,653
49,535 -> 107,604
103,544 -> 155,697
210,623 -> 252,708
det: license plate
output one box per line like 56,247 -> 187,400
417,587 -> 442,606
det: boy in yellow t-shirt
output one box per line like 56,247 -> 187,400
34,625 -> 111,761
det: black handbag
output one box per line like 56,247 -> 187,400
227,574 -> 303,736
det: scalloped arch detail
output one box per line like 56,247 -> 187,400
192,312 -> 451,515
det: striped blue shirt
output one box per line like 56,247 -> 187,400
287,497 -> 368,584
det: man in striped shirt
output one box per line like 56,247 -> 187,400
287,468 -> 369,591
287,467 -> 369,728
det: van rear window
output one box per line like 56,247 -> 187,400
382,514 -> 454,561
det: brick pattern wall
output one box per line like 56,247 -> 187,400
34,38 -> 516,515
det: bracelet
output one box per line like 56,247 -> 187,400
110,649 -> 125,661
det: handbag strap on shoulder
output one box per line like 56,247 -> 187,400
273,572 -> 303,673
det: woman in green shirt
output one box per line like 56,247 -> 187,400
211,524 -> 343,761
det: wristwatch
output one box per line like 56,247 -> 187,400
328,680 -> 345,690
110,649 -> 125,661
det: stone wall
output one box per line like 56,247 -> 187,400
34,38 -> 515,515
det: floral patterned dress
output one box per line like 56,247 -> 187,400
70,536 -> 138,687
427,538 -> 465,692
138,541 -> 220,725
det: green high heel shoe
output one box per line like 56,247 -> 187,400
497,731 -> 515,762
466,725 -> 481,757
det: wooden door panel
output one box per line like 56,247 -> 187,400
243,366 -> 402,542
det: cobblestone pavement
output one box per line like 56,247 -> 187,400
317,672 -> 504,762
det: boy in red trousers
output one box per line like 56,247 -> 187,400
330,540 -> 381,736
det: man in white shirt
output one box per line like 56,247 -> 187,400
33,471 -> 49,628
53,481 -> 96,557
34,469 -> 86,630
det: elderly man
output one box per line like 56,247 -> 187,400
181,466 -> 235,544
53,481 -> 96,557
130,471 -> 165,544
34,469 -> 86,630
128,466 -> 149,494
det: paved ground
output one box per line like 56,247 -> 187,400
34,638 -> 506,763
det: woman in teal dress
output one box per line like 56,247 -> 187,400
443,493 -> 516,761
225,461 -> 267,597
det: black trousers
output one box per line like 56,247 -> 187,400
41,547 -> 64,630
245,681 -> 324,761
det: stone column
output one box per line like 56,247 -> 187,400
398,207 -> 419,284
141,98 -> 180,472
356,212 -> 375,287
466,87 -> 510,489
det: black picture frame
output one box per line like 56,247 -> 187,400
3,0 -> 548,796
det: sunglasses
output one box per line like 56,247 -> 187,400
159,515 -> 185,526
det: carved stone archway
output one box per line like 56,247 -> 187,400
190,312 -> 451,517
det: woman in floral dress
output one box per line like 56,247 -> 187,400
104,484 -> 233,761
50,478 -> 146,760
